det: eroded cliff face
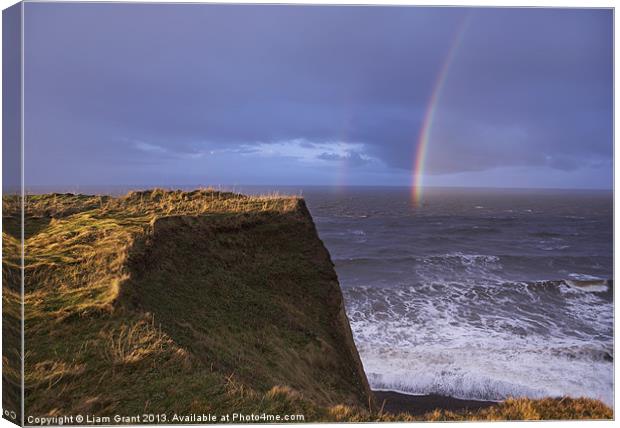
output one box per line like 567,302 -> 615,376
119,198 -> 373,409
13,190 -> 373,420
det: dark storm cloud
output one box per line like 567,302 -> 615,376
23,3 -> 612,186
317,151 -> 370,167
419,8 -> 613,176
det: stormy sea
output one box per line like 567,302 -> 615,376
301,186 -> 613,407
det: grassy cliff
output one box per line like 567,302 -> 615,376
2,189 -> 612,422
4,189 -> 372,421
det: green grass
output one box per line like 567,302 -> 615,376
2,189 -> 612,422
6,189 -> 371,420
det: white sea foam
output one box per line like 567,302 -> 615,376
360,344 -> 612,404
539,243 -> 570,251
343,282 -> 613,407
414,252 -> 505,284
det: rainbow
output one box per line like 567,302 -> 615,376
412,16 -> 471,206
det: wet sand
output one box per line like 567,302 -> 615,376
374,390 -> 499,415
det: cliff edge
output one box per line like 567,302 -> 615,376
5,189 -> 373,420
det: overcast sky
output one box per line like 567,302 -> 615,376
23,3 -> 612,189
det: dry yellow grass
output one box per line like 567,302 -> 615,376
102,316 -> 172,365
5,189 -> 372,420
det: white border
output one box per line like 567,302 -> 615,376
0,2 -> 616,428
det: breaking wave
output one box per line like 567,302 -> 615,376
343,279 -> 613,406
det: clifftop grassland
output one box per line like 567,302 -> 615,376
1,189 -> 613,422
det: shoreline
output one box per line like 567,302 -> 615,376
373,390 -> 499,415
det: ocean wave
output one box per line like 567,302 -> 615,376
335,253 -> 500,266
549,344 -> 613,362
343,279 -> 613,406
361,345 -> 613,405
538,244 -> 570,251
563,282 -> 610,294
310,190 -> 612,407
349,229 -> 366,235
435,252 -> 500,265
335,253 -> 607,266
520,278 -> 611,296
368,370 -> 549,402
568,273 -> 606,281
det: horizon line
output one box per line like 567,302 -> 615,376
18,183 -> 614,192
